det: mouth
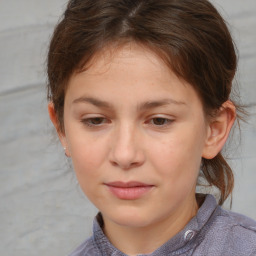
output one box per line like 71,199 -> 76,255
104,181 -> 154,200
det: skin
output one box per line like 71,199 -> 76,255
49,43 -> 236,255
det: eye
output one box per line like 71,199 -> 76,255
145,116 -> 174,129
81,117 -> 108,127
150,117 -> 172,126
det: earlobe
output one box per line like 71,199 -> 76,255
202,100 -> 236,159
48,102 -> 70,156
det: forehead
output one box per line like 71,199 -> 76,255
80,43 -> 171,77
70,42 -> 188,92
65,43 -> 203,110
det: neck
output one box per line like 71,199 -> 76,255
102,195 -> 198,255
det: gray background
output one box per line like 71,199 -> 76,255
0,0 -> 255,255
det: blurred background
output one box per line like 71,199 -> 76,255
0,0 -> 255,255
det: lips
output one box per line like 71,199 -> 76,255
104,181 -> 154,200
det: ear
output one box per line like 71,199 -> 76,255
202,100 -> 236,159
48,102 -> 70,156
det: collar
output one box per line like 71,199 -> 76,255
92,194 -> 220,255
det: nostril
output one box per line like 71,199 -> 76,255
110,160 -> 119,167
110,158 -> 144,170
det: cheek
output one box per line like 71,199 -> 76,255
69,141 -> 107,200
149,128 -> 204,180
67,134 -> 108,181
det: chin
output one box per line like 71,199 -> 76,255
103,206 -> 156,228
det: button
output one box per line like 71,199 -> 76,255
184,230 -> 195,241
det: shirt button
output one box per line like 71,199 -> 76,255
184,230 -> 196,241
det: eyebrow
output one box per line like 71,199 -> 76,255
72,96 -> 186,110
72,97 -> 112,108
138,99 -> 186,111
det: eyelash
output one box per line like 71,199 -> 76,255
147,117 -> 173,127
81,117 -> 108,127
81,117 -> 174,128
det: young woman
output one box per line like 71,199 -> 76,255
47,0 -> 256,255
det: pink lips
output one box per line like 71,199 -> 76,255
105,181 -> 154,200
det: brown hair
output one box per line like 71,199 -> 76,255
47,0 -> 240,205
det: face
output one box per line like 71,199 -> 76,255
58,44 -> 212,231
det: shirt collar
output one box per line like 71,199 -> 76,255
92,194 -> 219,255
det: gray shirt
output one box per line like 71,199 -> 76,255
69,194 -> 256,255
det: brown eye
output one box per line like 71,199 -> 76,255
89,117 -> 105,125
81,117 -> 107,127
152,118 -> 169,126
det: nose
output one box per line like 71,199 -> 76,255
109,123 -> 145,170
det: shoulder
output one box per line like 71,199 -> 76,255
195,195 -> 256,255
219,208 -> 256,235
223,210 -> 256,243
208,207 -> 256,255
227,210 -> 256,229
68,236 -> 101,256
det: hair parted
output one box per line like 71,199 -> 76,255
47,0 -> 240,205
